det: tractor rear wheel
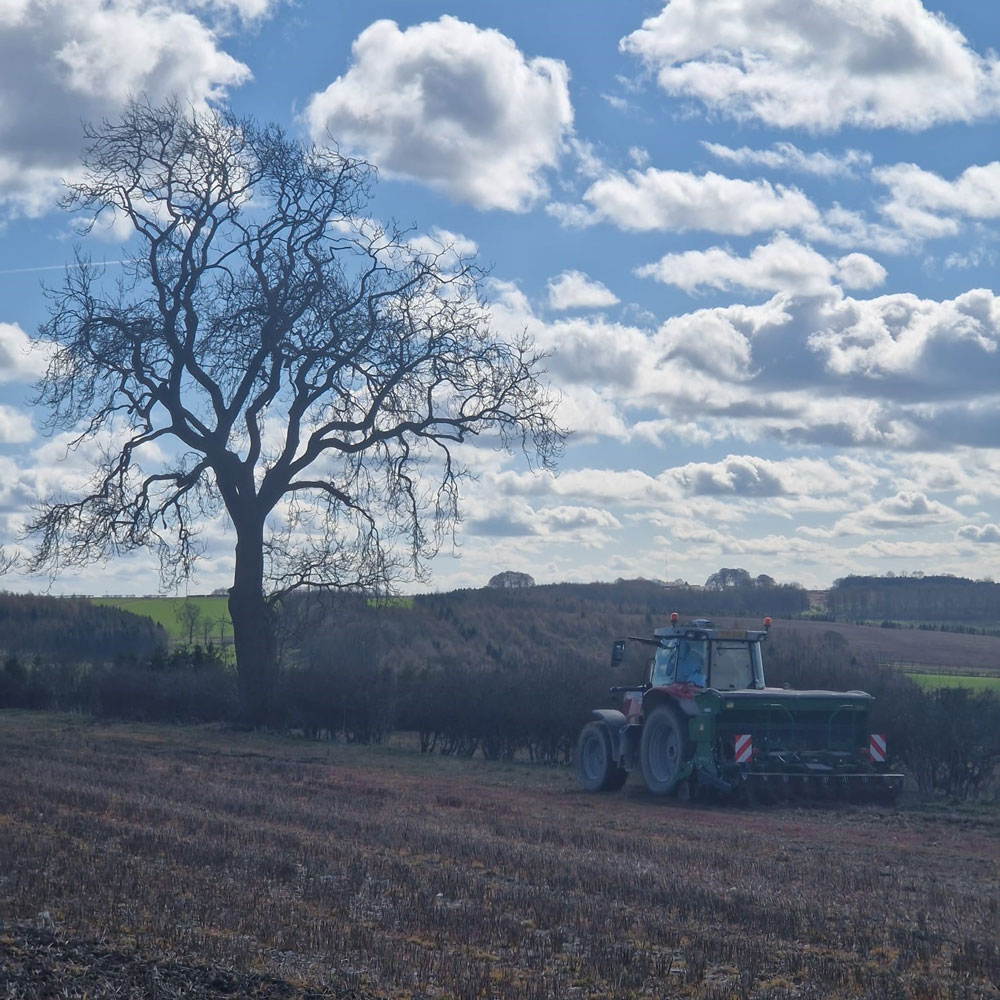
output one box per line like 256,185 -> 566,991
575,722 -> 627,792
640,705 -> 691,796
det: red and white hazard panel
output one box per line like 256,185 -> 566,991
734,733 -> 753,763
869,733 -> 887,762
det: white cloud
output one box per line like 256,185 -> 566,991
0,322 -> 48,381
0,405 -> 34,444
637,234 -> 877,296
465,499 -> 621,547
408,227 -> 479,268
628,146 -> 650,168
489,278 -> 650,391
493,268 -> 1000,455
549,385 -> 631,442
834,253 -> 887,290
702,141 -> 872,179
566,167 -> 819,234
0,0 -> 253,218
622,0 -> 1000,131
836,491 -> 960,533
944,248 -> 995,271
875,161 -> 1000,240
957,523 -> 1000,544
304,16 -> 573,212
671,455 -> 851,499
546,270 -> 619,311
491,466 -> 678,508
656,297 -> 788,382
187,0 -> 279,23
809,287 -> 1000,387
556,164 -> 911,252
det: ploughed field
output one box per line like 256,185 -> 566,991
0,713 -> 997,999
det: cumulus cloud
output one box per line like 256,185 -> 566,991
836,491 -> 960,533
557,167 -> 819,234
656,297 -> 788,383
621,0 -> 1000,131
808,287 -> 1000,389
670,455 -> 853,499
702,141 -> 873,179
875,161 -> 1000,240
563,158 -> 966,252
0,0 -> 255,218
637,234 -> 884,296
0,322 -> 48,381
546,270 -> 619,311
957,523 -> 1000,544
0,405 -> 35,445
834,253 -> 888,290
489,278 -> 650,391
491,267 -> 1000,454
304,16 -> 573,212
465,500 -> 621,547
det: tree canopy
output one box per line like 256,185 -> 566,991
27,98 -> 562,723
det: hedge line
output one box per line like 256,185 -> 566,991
1,628 -> 997,801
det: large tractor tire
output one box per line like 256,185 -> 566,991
575,722 -> 627,792
640,705 -> 691,796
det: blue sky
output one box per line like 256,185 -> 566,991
2,0 -> 1000,596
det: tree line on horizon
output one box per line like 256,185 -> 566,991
0,582 -> 997,801
827,574 -> 1000,623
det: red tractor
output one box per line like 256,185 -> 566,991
576,615 -> 902,802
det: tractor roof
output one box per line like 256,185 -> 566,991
652,618 -> 770,643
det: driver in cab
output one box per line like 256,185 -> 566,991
676,639 -> 707,686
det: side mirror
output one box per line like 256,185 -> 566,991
611,640 -> 626,667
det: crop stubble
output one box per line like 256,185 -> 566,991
0,714 -> 997,999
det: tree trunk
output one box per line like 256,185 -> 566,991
228,519 -> 278,727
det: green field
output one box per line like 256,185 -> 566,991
906,671 -> 1000,693
93,596 -> 232,645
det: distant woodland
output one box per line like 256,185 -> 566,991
827,573 -> 1000,624
0,575 -> 997,801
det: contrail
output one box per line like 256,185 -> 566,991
0,259 -> 129,276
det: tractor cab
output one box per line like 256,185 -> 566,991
611,614 -> 769,694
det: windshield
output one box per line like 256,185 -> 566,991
651,636 -> 765,689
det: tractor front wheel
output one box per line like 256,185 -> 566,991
640,705 -> 690,796
575,722 -> 627,792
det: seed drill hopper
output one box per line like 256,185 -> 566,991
576,615 -> 903,802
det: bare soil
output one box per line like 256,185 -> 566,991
0,712 -> 997,999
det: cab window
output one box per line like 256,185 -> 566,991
711,641 -> 754,690
651,640 -> 677,685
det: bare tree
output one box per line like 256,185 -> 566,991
27,99 -> 562,725
177,599 -> 203,647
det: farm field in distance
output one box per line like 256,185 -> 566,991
0,712 -> 997,999
728,616 -> 1000,686
907,672 -> 1000,693
93,595 -> 233,646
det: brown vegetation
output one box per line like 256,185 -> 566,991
1,713 -> 997,999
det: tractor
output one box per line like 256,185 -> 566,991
576,614 -> 903,802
